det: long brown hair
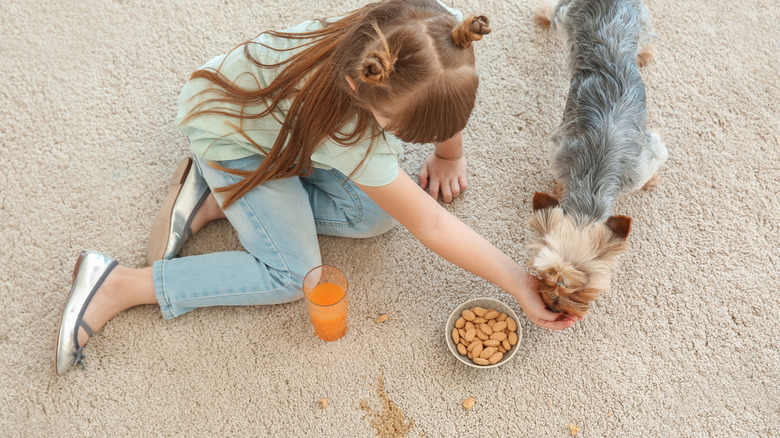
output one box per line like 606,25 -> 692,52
182,0 -> 491,208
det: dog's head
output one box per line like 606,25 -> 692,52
527,192 -> 631,317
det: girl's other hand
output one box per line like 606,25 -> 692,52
417,153 -> 468,203
509,271 -> 580,330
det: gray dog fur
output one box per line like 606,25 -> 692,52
548,0 -> 668,224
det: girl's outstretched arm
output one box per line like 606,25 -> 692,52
357,169 -> 578,330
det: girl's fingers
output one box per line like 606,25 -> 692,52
537,318 -> 575,330
441,183 -> 453,203
428,179 -> 440,200
418,165 -> 429,189
450,179 -> 461,199
458,175 -> 468,193
537,307 -> 567,322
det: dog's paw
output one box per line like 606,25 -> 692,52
533,0 -> 556,28
638,45 -> 655,67
642,172 -> 661,191
552,179 -> 565,198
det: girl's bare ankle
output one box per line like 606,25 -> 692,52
190,193 -> 225,235
101,266 -> 134,311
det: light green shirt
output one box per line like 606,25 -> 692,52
176,19 -> 403,186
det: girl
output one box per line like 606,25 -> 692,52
56,0 -> 578,375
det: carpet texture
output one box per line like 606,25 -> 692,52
1,0 -> 778,436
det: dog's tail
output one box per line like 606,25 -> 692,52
533,0 -> 557,28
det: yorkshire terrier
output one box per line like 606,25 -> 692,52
528,0 -> 668,317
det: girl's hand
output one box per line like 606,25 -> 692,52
417,153 -> 468,203
509,271 -> 580,330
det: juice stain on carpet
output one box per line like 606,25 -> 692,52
359,373 -> 414,438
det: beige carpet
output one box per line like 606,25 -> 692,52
1,0 -> 778,436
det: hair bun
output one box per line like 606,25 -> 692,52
359,51 -> 395,86
452,15 -> 491,48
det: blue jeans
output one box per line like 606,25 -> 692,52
152,154 -> 397,319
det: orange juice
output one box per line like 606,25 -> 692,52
309,283 -> 345,306
307,283 -> 348,341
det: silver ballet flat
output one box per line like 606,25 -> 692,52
56,251 -> 118,376
145,156 -> 210,266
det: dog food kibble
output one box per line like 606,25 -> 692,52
453,306 -> 518,366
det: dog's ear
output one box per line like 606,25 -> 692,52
605,215 -> 632,240
532,192 -> 559,211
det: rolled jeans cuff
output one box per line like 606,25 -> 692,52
153,259 -> 177,320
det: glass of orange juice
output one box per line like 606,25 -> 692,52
303,265 -> 349,341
